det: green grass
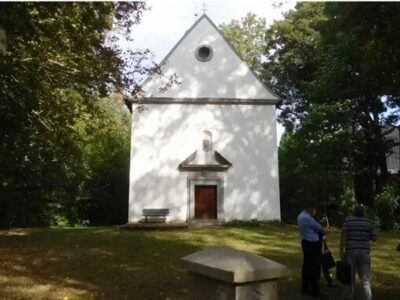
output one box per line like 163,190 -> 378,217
0,224 -> 399,299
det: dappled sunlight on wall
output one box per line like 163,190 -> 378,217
129,102 -> 280,222
142,16 -> 277,100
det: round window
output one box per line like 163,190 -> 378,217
195,45 -> 213,62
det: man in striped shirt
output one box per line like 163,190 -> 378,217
340,204 -> 377,300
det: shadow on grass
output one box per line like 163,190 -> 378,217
0,225 -> 399,300
0,227 -> 198,300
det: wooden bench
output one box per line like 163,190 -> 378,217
142,208 -> 170,223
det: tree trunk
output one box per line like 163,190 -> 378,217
354,172 -> 374,206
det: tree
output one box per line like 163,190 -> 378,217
75,93 -> 132,226
264,2 -> 326,131
279,130 -> 354,226
309,2 -> 400,201
220,13 -> 268,74
267,3 -> 400,205
0,3 -> 151,226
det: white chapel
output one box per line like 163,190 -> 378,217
128,14 -> 281,224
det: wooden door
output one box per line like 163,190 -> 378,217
194,185 -> 217,219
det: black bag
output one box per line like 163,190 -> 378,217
321,242 -> 336,269
336,259 -> 351,285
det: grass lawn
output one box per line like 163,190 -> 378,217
0,223 -> 399,300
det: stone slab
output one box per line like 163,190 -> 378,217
181,246 -> 287,283
188,272 -> 279,300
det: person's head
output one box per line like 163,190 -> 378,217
305,202 -> 317,216
353,204 -> 365,217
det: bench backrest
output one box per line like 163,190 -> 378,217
142,208 -> 170,216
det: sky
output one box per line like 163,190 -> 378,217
126,0 -> 296,61
124,0 -> 298,144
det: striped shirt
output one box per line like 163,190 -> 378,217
343,215 -> 375,252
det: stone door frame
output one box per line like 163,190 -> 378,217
187,177 -> 225,223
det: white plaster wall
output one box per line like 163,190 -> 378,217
128,103 -> 280,222
142,16 -> 278,101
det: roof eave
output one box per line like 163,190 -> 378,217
125,97 -> 280,106
178,165 -> 231,172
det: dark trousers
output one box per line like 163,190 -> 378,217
321,240 -> 332,285
322,263 -> 332,284
301,239 -> 322,295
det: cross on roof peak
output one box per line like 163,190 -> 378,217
201,2 -> 207,14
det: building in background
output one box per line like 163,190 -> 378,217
387,127 -> 400,175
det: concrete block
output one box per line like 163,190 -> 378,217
181,246 -> 288,300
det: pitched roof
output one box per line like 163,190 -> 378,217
138,14 -> 279,104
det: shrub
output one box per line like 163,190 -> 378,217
364,207 -> 381,231
336,184 -> 357,224
375,185 -> 400,231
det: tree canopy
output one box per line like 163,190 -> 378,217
220,13 -> 268,74
0,2 -> 151,227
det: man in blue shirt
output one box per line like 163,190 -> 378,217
297,202 -> 324,296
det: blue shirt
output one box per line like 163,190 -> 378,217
297,210 -> 322,242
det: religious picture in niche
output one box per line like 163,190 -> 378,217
203,130 -> 213,152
